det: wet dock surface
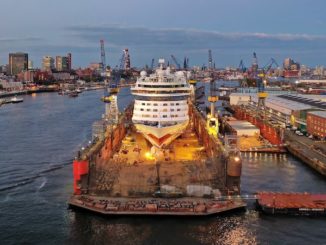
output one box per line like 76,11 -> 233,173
88,124 -> 225,197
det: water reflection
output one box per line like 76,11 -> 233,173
68,210 -> 261,245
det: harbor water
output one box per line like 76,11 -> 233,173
0,90 -> 325,244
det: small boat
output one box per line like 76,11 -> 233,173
68,91 -> 78,97
75,88 -> 82,93
10,96 -> 24,103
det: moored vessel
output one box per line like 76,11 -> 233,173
10,96 -> 24,103
131,59 -> 191,148
69,60 -> 245,216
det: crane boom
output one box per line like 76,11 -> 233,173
171,55 -> 181,69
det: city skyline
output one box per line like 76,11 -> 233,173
1,0 -> 326,67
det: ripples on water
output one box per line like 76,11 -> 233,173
0,89 -> 326,244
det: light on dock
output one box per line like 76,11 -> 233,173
145,151 -> 155,160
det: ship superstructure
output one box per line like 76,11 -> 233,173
131,59 -> 191,148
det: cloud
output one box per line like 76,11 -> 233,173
64,25 -> 326,67
0,37 -> 43,43
2,26 -> 326,67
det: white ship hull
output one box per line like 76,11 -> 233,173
134,120 -> 189,148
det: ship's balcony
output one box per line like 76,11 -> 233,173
132,91 -> 190,97
132,114 -> 189,122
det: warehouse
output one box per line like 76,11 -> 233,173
307,111 -> 326,139
226,120 -> 260,136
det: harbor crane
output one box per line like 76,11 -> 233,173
206,49 -> 218,137
251,52 -> 259,75
256,74 -> 268,119
119,49 -> 131,71
238,60 -> 246,72
262,58 -> 279,75
100,40 -> 107,76
208,49 -> 213,70
170,55 -> 181,69
150,58 -> 155,70
183,57 -> 189,70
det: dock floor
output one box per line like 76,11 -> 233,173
88,124 -> 225,197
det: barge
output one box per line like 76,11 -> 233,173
69,61 -> 245,216
257,192 -> 326,216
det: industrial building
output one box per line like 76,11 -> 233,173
230,93 -> 326,131
226,120 -> 260,136
307,111 -> 326,139
8,52 -> 28,75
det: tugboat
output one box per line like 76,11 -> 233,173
10,96 -> 24,103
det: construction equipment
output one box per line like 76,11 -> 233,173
256,75 -> 268,119
208,50 -> 213,70
150,58 -> 155,70
206,49 -> 219,137
251,52 -> 259,74
238,60 -> 246,72
183,57 -> 189,70
170,55 -> 181,70
100,40 -> 106,76
262,58 -> 279,75
101,70 -> 120,103
119,49 -> 131,71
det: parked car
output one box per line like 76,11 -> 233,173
295,130 -> 303,136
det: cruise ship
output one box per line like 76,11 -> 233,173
131,59 -> 191,148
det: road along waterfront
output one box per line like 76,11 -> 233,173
0,89 -> 326,244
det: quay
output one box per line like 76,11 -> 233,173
284,131 -> 326,176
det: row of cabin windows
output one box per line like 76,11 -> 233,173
140,102 -> 182,106
146,78 -> 175,83
139,108 -> 182,112
137,84 -> 186,88
134,114 -> 185,118
134,90 -> 189,94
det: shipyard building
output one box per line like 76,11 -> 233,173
230,93 -> 326,137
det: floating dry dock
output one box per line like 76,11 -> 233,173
68,102 -> 245,216
257,192 -> 326,216
69,196 -> 246,216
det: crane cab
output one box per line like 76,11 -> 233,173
207,116 -> 219,138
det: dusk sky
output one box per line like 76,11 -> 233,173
1,0 -> 326,68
